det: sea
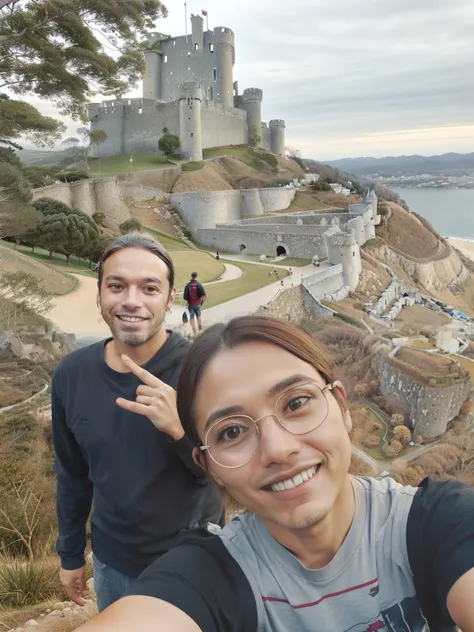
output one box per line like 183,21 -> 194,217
391,188 -> 474,241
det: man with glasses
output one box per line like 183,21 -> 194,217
78,316 -> 474,632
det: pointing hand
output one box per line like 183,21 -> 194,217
116,355 -> 184,440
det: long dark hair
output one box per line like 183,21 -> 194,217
177,316 -> 340,446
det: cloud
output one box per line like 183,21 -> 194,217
22,0 -> 474,159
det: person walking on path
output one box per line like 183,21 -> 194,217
52,233 -> 222,613
183,272 -> 206,334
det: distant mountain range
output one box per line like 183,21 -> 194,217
15,147 -> 75,168
323,153 -> 474,177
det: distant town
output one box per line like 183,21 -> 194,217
362,172 -> 474,190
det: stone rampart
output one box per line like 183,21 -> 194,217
169,187 -> 296,237
197,227 -> 326,259
32,184 -> 73,207
302,265 -> 345,299
256,286 -> 310,324
32,178 -> 131,228
372,351 -> 472,439
301,285 -> 337,318
118,182 -> 166,201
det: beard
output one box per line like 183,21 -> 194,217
102,308 -> 166,347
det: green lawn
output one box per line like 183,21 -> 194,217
172,251 -> 225,290
181,161 -> 204,172
176,261 -> 289,309
286,193 -> 329,211
87,153 -> 182,177
202,145 -> 253,161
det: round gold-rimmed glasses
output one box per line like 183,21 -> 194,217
199,381 -> 340,469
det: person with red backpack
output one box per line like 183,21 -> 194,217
183,272 -> 206,333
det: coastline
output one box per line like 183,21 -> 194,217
448,237 -> 474,263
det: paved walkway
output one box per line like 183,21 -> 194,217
48,261 -> 319,340
167,261 -> 318,331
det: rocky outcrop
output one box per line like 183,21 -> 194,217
0,324 -> 75,363
371,241 -> 466,294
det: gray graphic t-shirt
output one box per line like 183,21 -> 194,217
219,477 -> 426,631
132,475 -> 474,631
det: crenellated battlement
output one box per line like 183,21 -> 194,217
89,16 -> 285,159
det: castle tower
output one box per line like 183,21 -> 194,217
241,88 -> 263,147
213,26 -> 235,107
191,15 -> 204,50
143,33 -> 164,100
325,228 -> 362,290
178,82 -> 203,161
269,119 -> 286,155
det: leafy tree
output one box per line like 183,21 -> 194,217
390,413 -> 405,428
62,128 -> 108,171
353,383 -> 368,398
390,439 -> 403,455
0,94 -> 64,151
34,198 -> 100,261
393,425 -> 412,446
311,178 -> 332,192
381,444 -> 395,458
0,270 -> 52,327
158,127 -> 180,157
120,218 -> 142,234
0,0 -> 168,122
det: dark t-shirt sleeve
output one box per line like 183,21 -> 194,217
407,477 -> 474,631
128,537 -> 257,632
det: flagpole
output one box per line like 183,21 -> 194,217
184,2 -> 188,42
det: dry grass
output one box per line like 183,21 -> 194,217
0,245 -> 75,295
395,305 -> 450,329
378,204 -> 439,260
396,348 -> 458,376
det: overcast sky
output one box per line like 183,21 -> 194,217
28,0 -> 474,159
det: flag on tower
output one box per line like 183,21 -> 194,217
202,9 -> 208,15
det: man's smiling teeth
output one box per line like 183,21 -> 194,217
270,465 -> 319,492
117,316 -> 145,322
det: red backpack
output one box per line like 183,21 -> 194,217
187,280 -> 200,305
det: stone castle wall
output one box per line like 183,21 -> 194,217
169,187 -> 295,236
372,351 -> 472,440
256,286 -> 310,324
302,265 -> 347,299
32,178 -> 131,229
196,227 -> 326,258
90,97 -> 249,159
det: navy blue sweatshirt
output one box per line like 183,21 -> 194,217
52,332 -> 223,577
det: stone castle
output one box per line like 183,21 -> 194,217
88,16 -> 286,161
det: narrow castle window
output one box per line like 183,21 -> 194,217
190,132 -> 194,138
188,51 -> 191,57
209,43 -> 214,53
214,68 -> 217,81
194,43 -> 199,50
138,107 -> 143,114
164,55 -> 168,63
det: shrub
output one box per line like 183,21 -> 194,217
393,425 -> 412,446
382,444 -> 396,458
181,161 -> 204,172
56,171 -> 89,183
92,212 -> 105,226
0,556 -> 60,607
362,435 -> 381,448
390,439 -> 403,455
377,205 -> 389,216
119,218 -> 142,234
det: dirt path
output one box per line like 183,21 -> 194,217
48,275 -> 110,338
47,264 -> 242,339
